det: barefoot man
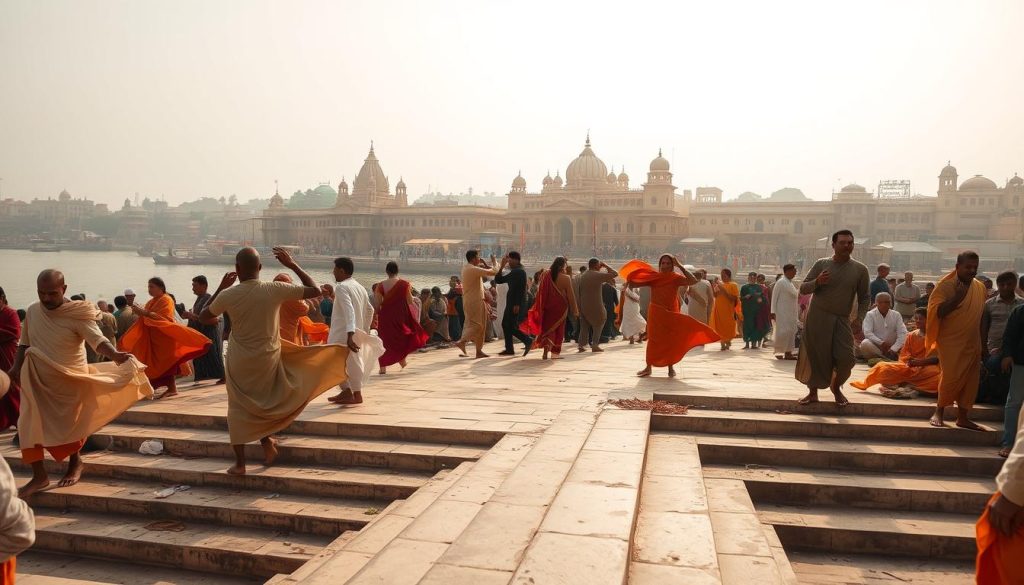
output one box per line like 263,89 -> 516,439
199,248 -> 348,475
926,251 -> 987,430
455,250 -> 497,359
324,257 -> 384,406
795,230 -> 870,406
9,270 -> 152,498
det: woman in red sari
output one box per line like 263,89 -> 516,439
374,262 -> 428,374
620,254 -> 720,377
120,277 -> 211,399
0,287 -> 21,432
521,257 -> 579,360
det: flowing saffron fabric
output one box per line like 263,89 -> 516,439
298,316 -> 330,345
926,271 -> 986,409
619,260 -> 720,366
377,279 -> 428,367
521,271 -> 568,355
710,281 -> 740,341
0,305 -> 21,429
976,492 -> 1024,584
119,294 -> 211,387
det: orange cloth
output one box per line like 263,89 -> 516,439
21,438 -> 85,464
976,492 -> 1024,584
298,316 -> 330,345
620,260 -> 720,367
2,557 -> 15,585
119,295 -> 211,382
710,281 -> 739,341
926,271 -> 986,409
850,330 -> 940,393
278,299 -> 309,345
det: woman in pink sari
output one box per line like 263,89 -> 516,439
521,257 -> 579,359
374,262 -> 428,374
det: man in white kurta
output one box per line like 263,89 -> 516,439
770,264 -> 800,360
326,257 -> 384,405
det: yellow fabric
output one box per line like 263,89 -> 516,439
710,281 -> 739,340
208,280 -> 349,444
459,263 -> 497,347
926,271 -> 986,409
17,301 -> 153,449
849,331 -> 940,393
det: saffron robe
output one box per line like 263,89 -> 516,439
926,271 -> 986,410
850,330 -> 940,393
119,294 -> 211,387
710,281 -> 739,341
377,279 -> 428,367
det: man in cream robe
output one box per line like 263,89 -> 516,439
686,270 -> 713,325
325,257 -> 384,405
9,270 -> 152,498
770,264 -> 800,360
456,250 -> 497,358
201,248 -> 348,475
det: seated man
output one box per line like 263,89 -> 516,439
979,271 -> 1023,404
857,292 -> 907,361
851,307 -> 939,394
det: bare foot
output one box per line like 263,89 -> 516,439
542,350 -> 549,360
58,456 -> 84,488
227,464 -> 246,475
637,366 -> 652,378
455,341 -> 467,356
797,392 -> 819,405
592,347 -> 604,353
399,359 -> 407,369
262,438 -> 279,466
550,353 -> 563,360
379,368 -> 387,375
18,475 -> 50,498
999,447 -> 1011,458
156,390 -> 178,400
929,413 -> 946,427
830,388 -> 850,407
333,390 -> 363,405
667,366 -> 676,378
577,347 -> 587,353
955,419 -> 985,431
474,352 -> 489,359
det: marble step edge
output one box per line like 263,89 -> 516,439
15,550 -> 262,585
10,470 -> 382,537
30,509 -> 330,579
92,424 -> 483,473
117,409 -> 504,446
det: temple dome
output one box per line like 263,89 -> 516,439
565,136 -> 608,183
649,150 -> 670,172
552,172 -> 563,187
58,189 -> 71,202
959,175 -> 997,191
512,172 -> 526,189
940,162 -> 957,176
840,183 -> 867,193
1008,173 -> 1023,187
542,172 -> 553,186
607,168 -> 617,183
353,143 -> 390,195
618,169 -> 628,182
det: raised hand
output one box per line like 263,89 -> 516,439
816,270 -> 831,286
273,247 -> 297,269
218,272 -> 238,290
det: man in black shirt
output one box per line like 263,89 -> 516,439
494,251 -> 534,356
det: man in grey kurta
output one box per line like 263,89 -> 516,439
577,258 -> 618,352
795,230 -> 870,406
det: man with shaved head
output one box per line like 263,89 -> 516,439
8,269 -> 152,498
199,247 -> 348,475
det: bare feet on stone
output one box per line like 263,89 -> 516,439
227,464 -> 246,475
18,475 -> 50,499
667,366 -> 676,378
454,341 -> 468,356
636,366 -> 652,378
261,437 -> 279,466
955,419 -> 985,431
332,389 -> 363,405
58,455 -> 84,488
830,387 -> 850,407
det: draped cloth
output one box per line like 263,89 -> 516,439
0,306 -> 21,429
616,286 -> 647,339
377,279 -> 428,367
619,260 -> 720,367
298,317 -> 330,345
710,281 -> 739,341
459,264 -> 497,348
278,299 -> 310,345
521,271 -> 568,355
119,294 -> 211,388
771,277 -> 799,355
18,301 -> 153,451
187,293 -> 224,381
740,283 -> 768,342
926,271 -> 986,410
976,492 -> 1024,584
208,280 -> 349,444
850,330 -> 940,393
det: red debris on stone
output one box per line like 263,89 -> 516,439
608,398 -> 689,415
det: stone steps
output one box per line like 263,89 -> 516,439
701,463 -> 994,516
2,445 -> 432,501
92,423 -> 484,472
652,409 -> 1002,445
758,503 -> 978,560
16,550 -> 260,585
117,408 -> 504,446
689,431 -> 1004,476
786,550 -> 976,584
10,471 -> 383,536
30,509 -> 331,578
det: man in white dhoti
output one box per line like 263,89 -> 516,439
324,257 -> 384,406
770,264 -> 800,360
9,270 -> 152,498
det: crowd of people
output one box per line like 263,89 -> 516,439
1,231 -> 1023,582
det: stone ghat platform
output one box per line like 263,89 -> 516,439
13,341 -> 1001,584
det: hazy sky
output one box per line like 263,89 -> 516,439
2,0 -> 1023,206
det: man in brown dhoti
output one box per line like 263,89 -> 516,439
455,250 -> 497,359
200,248 -> 348,475
577,258 -> 618,353
795,230 -> 870,406
8,270 -> 152,498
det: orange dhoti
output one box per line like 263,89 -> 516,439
850,331 -> 940,394
2,557 -> 15,585
21,438 -> 86,464
976,492 -> 1024,584
119,295 -> 211,387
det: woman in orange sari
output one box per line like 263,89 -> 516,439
620,254 -> 720,378
273,274 -> 322,345
521,257 -> 578,360
710,268 -> 740,351
375,262 -> 429,374
120,277 -> 211,399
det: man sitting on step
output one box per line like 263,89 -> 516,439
856,293 -> 907,362
850,307 -> 939,395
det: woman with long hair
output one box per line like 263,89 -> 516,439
521,256 -> 579,359
620,254 -> 720,377
374,261 -> 428,374
710,268 -> 740,350
120,277 -> 211,399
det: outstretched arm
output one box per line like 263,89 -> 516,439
200,272 -> 237,325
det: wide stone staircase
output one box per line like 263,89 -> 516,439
4,406 -> 492,584
650,391 -> 1002,581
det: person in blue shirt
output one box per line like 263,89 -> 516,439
869,263 -> 891,303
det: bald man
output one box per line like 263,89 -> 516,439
8,270 -> 152,498
199,248 -> 348,475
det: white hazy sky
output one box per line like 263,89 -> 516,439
2,0 -> 1023,206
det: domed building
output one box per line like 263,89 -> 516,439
505,135 -> 686,251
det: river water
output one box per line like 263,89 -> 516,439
0,250 -> 455,310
